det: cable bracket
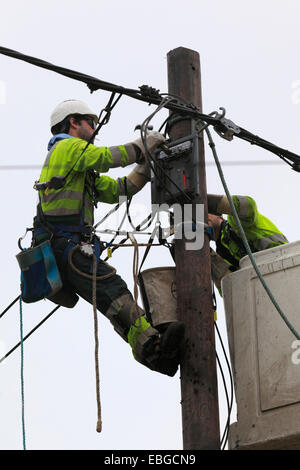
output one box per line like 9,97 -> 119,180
139,84 -> 161,100
213,108 -> 241,141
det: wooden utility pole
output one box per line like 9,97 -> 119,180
167,47 -> 220,450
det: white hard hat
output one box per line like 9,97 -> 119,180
50,99 -> 98,130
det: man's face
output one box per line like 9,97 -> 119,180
69,115 -> 96,142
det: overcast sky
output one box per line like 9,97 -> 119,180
1,0 -> 300,451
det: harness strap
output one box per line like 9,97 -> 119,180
34,224 -> 99,271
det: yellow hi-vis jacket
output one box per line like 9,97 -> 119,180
38,135 -> 134,226
216,195 -> 288,271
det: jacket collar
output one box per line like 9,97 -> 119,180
47,133 -> 74,151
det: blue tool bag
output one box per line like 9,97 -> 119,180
16,240 -> 63,303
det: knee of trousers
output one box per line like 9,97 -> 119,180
105,293 -> 145,342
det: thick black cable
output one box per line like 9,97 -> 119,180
0,47 -> 139,96
0,305 -> 60,364
236,126 -> 300,168
0,46 -> 215,124
0,295 -> 20,319
2,46 -> 300,168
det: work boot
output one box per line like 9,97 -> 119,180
150,321 -> 185,377
129,319 -> 185,377
128,316 -> 161,366
106,293 -> 185,376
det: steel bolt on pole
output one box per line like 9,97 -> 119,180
167,47 -> 220,450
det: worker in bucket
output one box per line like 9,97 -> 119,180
32,99 -> 185,377
207,194 -> 288,292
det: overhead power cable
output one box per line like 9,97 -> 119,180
0,46 -> 209,121
0,305 -> 60,364
0,295 -> 20,319
1,46 -> 300,169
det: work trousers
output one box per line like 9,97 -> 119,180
51,237 -> 131,315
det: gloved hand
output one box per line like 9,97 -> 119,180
132,130 -> 166,163
126,160 -> 151,192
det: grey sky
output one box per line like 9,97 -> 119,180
1,0 -> 300,450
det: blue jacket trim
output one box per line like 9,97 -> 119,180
47,133 -> 74,151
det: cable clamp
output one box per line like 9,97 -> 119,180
213,107 -> 240,141
139,84 -> 161,100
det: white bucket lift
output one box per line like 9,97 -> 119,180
222,241 -> 300,450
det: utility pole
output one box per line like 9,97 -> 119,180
167,47 -> 220,450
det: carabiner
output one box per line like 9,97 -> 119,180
18,228 -> 33,251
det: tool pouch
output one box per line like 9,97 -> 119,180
16,240 -> 63,303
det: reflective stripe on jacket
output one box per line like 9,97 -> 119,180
39,137 -> 132,225
216,195 -> 288,270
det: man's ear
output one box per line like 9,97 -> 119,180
68,116 -> 78,130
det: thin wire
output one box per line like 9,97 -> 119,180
212,274 -> 233,450
216,351 -> 229,450
215,321 -> 234,450
0,160 -> 286,171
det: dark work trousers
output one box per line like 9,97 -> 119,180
51,237 -> 131,315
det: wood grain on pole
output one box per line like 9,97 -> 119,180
167,47 -> 220,450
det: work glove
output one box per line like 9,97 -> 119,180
131,130 -> 166,163
126,160 -> 151,194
